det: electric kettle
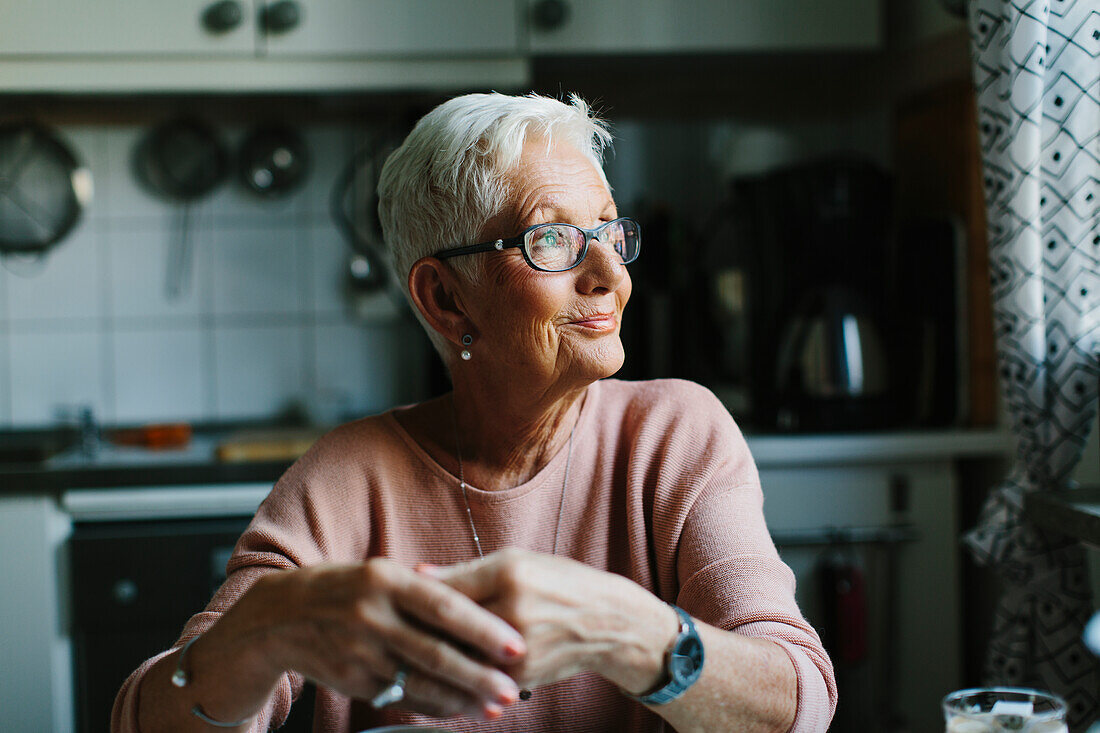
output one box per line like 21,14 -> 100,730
774,286 -> 891,431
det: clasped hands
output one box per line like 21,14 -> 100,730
232,547 -> 674,722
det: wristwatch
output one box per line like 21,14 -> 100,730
630,604 -> 705,705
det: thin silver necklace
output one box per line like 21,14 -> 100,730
449,396 -> 577,560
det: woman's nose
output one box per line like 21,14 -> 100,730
576,235 -> 626,293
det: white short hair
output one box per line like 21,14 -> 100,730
377,92 -> 612,354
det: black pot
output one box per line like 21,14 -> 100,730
237,125 -> 309,198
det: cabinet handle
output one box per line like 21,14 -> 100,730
531,0 -> 569,31
201,0 -> 244,34
262,0 -> 303,34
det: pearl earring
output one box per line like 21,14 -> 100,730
460,333 -> 473,361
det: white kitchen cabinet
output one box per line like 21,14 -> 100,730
0,0 -> 526,92
0,0 -> 517,59
0,0 -> 257,57
0,496 -> 74,733
261,0 -> 519,57
0,0 -> 883,92
527,0 -> 882,54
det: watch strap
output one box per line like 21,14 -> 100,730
629,604 -> 704,706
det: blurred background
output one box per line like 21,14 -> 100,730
0,1 -> 1097,732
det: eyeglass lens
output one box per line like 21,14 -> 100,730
523,219 -> 639,271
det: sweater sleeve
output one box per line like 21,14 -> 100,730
676,484 -> 838,733
647,381 -> 837,732
111,423 -> 375,733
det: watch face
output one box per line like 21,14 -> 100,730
671,653 -> 694,677
671,634 -> 704,681
630,608 -> 705,704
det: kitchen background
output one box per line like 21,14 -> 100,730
0,0 -> 1004,435
0,122 -> 428,427
2,1 -> 1099,732
0,111 -> 891,429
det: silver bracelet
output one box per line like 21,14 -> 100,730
171,634 -> 256,729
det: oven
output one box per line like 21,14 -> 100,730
67,505 -> 314,732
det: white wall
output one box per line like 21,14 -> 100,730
0,124 -> 428,427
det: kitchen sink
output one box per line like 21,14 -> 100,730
0,428 -> 80,464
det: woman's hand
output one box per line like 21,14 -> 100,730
204,559 -> 527,721
420,548 -> 678,695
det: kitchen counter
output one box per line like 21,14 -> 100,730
0,431 -> 295,496
0,425 -> 1013,498
746,428 -> 1013,467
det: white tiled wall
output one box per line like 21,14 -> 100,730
0,124 -> 429,427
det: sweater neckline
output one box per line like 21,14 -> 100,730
383,381 -> 600,505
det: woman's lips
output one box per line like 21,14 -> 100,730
570,314 -> 618,331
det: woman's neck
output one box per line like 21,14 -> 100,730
452,384 -> 585,491
398,380 -> 587,492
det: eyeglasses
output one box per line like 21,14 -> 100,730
433,217 -> 641,273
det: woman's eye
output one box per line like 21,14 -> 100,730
543,231 -> 558,246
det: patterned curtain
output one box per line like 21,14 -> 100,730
965,1 -> 1100,729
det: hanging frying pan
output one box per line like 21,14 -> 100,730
134,118 -> 228,200
134,118 -> 229,299
0,123 -> 93,255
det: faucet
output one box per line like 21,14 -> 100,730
79,405 -> 99,458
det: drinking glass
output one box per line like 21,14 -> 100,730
943,687 -> 1067,732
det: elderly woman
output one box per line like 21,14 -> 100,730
113,93 -> 836,733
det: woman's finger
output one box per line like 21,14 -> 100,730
292,633 -> 489,719
304,647 -> 486,719
391,567 -> 526,664
417,560 -> 494,601
417,549 -> 521,602
398,664 -> 503,720
382,614 -> 520,707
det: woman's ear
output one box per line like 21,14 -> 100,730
407,257 -> 474,346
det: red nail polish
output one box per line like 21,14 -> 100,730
483,703 -> 503,720
415,563 -> 437,574
496,689 -> 517,705
503,640 -> 524,658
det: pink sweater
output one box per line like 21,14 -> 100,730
114,378 -> 836,732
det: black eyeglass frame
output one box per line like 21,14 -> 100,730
432,217 -> 641,273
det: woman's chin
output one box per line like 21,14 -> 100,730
572,339 -> 626,382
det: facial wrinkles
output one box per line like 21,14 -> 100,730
512,144 -> 611,228
477,259 -> 569,384
518,185 -> 612,232
512,274 -> 563,366
466,139 -> 626,386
